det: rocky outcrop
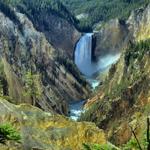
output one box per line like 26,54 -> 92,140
127,4 -> 150,42
93,19 -> 129,60
0,99 -> 106,150
12,0 -> 81,59
26,9 -> 81,58
94,3 -> 150,60
0,6 -> 90,115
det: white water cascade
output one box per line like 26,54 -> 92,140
75,33 -> 120,78
75,33 -> 95,77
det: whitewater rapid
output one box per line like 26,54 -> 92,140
69,100 -> 85,121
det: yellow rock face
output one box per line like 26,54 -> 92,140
136,25 -> 150,42
0,99 -> 106,150
127,4 -> 150,42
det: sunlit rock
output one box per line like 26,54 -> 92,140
0,99 -> 106,150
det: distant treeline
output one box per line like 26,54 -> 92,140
61,0 -> 150,31
0,0 -> 82,31
1,0 -> 150,32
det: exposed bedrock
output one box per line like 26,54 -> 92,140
0,99 -> 106,150
93,4 -> 150,60
30,11 -> 81,58
93,19 -> 129,60
80,3 -> 150,145
0,7 -> 90,115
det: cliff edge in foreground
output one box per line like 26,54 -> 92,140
0,99 -> 106,150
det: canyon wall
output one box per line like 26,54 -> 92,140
0,5 -> 90,115
81,4 -> 150,145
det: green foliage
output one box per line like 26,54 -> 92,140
0,61 -> 4,76
144,104 -> 150,115
83,143 -> 91,150
83,143 -> 118,150
123,138 -> 140,150
0,61 -> 4,95
122,134 -> 148,150
0,123 -> 21,143
3,0 -> 150,31
0,0 -> 21,5
83,134 -> 149,150
0,61 -> 8,96
125,39 -> 150,65
1,0 -> 79,30
0,1 -> 21,25
79,101 -> 99,122
61,0 -> 150,31
20,0 -> 76,23
2,0 -> 150,31
0,83 -> 2,96
102,78 -> 130,100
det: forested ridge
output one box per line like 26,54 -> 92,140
1,0 -> 150,32
61,0 -> 150,31
0,0 -> 79,30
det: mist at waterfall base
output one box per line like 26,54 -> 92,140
69,33 -> 120,120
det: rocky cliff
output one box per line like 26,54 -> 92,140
0,99 -> 106,150
94,3 -> 150,60
127,3 -> 150,42
80,4 -> 150,146
6,0 -> 81,58
0,4 -> 90,115
93,19 -> 129,60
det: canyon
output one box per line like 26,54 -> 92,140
0,1 -> 150,150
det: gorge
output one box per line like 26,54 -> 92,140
0,0 -> 150,150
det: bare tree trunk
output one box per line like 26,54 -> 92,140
129,126 -> 143,150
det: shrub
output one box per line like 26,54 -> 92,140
0,123 -> 21,143
82,143 -> 118,150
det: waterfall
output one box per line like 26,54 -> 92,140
75,33 -> 94,77
75,33 -> 121,78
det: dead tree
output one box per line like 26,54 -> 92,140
129,125 -> 143,150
